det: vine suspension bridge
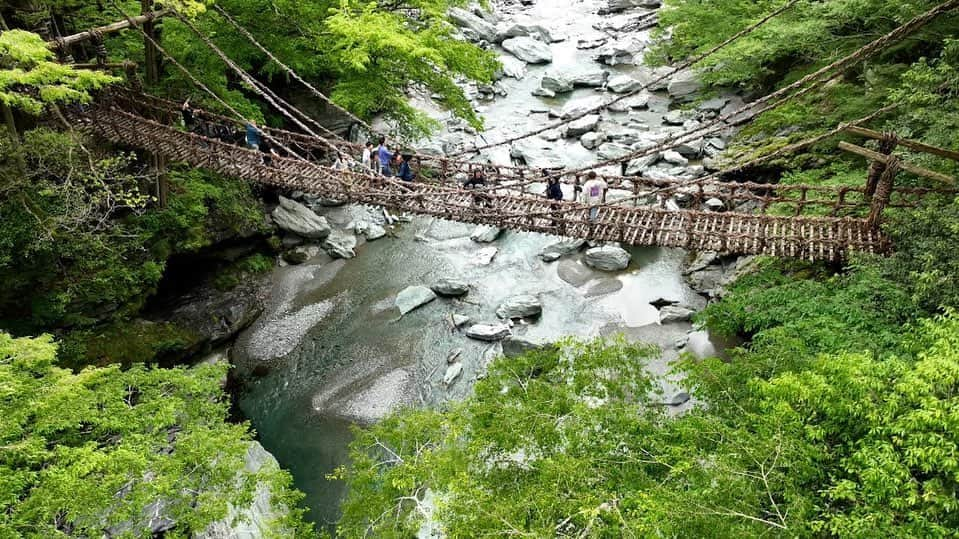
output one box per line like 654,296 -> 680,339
60,1 -> 959,262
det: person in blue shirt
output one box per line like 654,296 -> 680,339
396,154 -> 416,182
245,121 -> 262,150
377,136 -> 393,176
544,169 -> 564,201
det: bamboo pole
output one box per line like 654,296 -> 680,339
45,10 -> 170,49
838,141 -> 955,184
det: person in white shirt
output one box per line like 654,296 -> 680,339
361,142 -> 373,171
580,171 -> 608,222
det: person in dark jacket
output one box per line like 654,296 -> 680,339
544,169 -> 563,201
396,154 -> 416,182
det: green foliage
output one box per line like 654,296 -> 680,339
0,129 -> 265,330
156,0 -> 498,140
213,253 -> 274,291
0,331 -> 313,537
340,317 -> 959,537
57,319 -> 200,371
0,29 -> 118,114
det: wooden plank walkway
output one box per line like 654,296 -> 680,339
74,104 -> 891,262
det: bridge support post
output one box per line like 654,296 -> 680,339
866,156 -> 900,229
865,132 -> 898,200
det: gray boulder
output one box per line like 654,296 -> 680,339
605,0 -> 662,12
566,114 -> 601,137
271,196 -> 331,239
449,7 -> 497,42
443,362 -> 464,386
659,305 -> 695,323
580,131 -> 606,150
495,21 -> 557,43
540,239 -> 586,260
502,337 -> 552,358
322,229 -> 357,259
431,278 -> 470,297
560,95 -> 606,119
597,142 -> 632,161
594,35 -> 648,66
395,286 -> 437,315
466,323 -> 512,341
496,294 -> 543,319
470,224 -> 503,243
661,150 -> 689,166
607,74 -> 643,93
501,36 -> 553,64
584,246 -> 631,271
634,66 -> 671,92
667,70 -> 702,99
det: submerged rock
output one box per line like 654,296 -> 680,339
495,294 -> 543,319
443,362 -> 464,386
466,323 -> 512,341
431,278 -> 471,297
584,246 -> 631,271
271,196 -> 331,239
395,286 -> 437,315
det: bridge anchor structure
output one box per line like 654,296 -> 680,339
69,91 -> 957,263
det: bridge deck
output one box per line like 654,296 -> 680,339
75,105 -> 890,262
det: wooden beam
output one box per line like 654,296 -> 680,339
46,10 -> 170,49
70,61 -> 137,70
843,125 -> 959,163
838,141 -> 955,184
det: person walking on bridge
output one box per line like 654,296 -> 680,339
581,171 -> 607,222
377,136 -> 393,176
544,169 -> 563,202
396,154 -> 416,182
361,142 -> 374,172
245,120 -> 262,151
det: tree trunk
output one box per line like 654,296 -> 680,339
2,102 -> 19,145
142,0 -> 160,86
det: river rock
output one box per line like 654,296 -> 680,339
470,224 -> 502,243
452,314 -> 471,328
566,114 -> 601,137
705,198 -> 726,212
604,0 -> 662,13
466,323 -> 512,342
431,278 -> 470,297
447,348 -> 463,364
607,74 -> 643,93
597,142 -> 631,161
364,223 -> 387,241
471,246 -> 498,266
662,150 -> 689,166
502,336 -> 551,358
560,95 -> 606,119
584,246 -> 631,271
577,34 -> 608,49
498,55 -> 527,79
496,294 -> 543,319
667,70 -> 702,99
271,196 -> 331,240
449,7 -> 497,42
395,286 -> 437,315
502,36 -> 553,64
322,229 -> 357,259
626,153 -> 660,175
197,442 -> 291,539
443,362 -> 464,386
542,240 -> 587,261
698,96 -> 729,113
608,92 -> 651,112
510,139 -> 567,169
495,21 -> 557,43
659,305 -> 695,323
581,131 -> 606,150
594,35 -> 648,66
634,66 -> 671,91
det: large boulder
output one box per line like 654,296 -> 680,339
470,225 -> 503,243
580,131 -> 606,150
502,36 -> 553,64
495,21 -> 557,43
659,305 -> 695,323
466,323 -> 512,342
607,74 -> 643,94
322,229 -> 357,259
566,114 -> 601,137
540,239 -> 586,260
431,278 -> 470,297
448,7 -> 497,42
495,294 -> 543,319
510,139 -> 568,169
597,142 -> 632,161
667,70 -> 702,99
197,442 -> 291,539
271,196 -> 331,239
502,336 -> 553,358
594,35 -> 648,66
584,246 -> 631,271
604,0 -> 662,13
498,55 -> 527,79
541,67 -> 608,94
634,66 -> 671,92
395,286 -> 437,315
560,95 -> 606,119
